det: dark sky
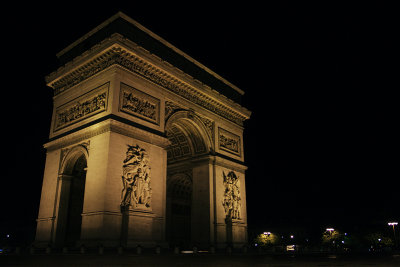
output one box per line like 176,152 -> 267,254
1,3 -> 398,241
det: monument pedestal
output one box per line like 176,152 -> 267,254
125,208 -> 156,248
79,211 -> 122,248
225,218 -> 248,249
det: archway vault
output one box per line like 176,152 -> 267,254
60,144 -> 89,175
165,110 -> 213,163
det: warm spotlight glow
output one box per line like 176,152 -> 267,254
286,245 -> 295,251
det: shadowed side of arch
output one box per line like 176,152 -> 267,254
166,172 -> 192,248
55,144 -> 88,247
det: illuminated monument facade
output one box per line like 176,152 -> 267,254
35,12 -> 251,249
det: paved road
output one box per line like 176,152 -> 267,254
1,253 -> 400,266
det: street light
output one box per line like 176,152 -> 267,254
388,222 -> 398,247
325,228 -> 336,250
263,232 -> 271,237
326,228 -> 335,237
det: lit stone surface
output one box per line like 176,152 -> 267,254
36,12 -> 250,249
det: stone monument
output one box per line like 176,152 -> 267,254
35,12 -> 251,250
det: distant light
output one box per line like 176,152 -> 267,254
388,222 -> 398,226
290,235 -> 294,239
341,240 -> 345,244
286,245 -> 295,251
263,232 -> 271,236
345,233 -> 347,236
378,238 -> 382,242
326,228 -> 334,232
6,234 -> 9,238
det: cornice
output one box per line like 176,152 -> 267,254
46,34 -> 251,126
44,118 -> 170,151
167,153 -> 247,173
55,12 -> 245,96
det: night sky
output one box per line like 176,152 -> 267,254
1,3 -> 398,242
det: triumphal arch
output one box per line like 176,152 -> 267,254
35,12 -> 251,250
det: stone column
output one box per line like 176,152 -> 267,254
79,132 -> 123,247
191,158 -> 213,249
35,149 -> 62,248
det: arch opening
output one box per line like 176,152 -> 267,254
165,112 -> 211,248
166,172 -> 192,248
56,148 -> 87,247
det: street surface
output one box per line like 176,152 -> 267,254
1,252 -> 400,266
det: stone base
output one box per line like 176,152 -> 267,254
122,208 -> 158,248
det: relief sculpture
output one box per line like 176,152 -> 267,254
121,144 -> 152,209
222,171 -> 241,219
220,134 -> 239,153
54,84 -> 108,131
120,83 -> 160,125
218,128 -> 241,156
122,91 -> 157,121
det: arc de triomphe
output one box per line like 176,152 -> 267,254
35,12 -> 251,250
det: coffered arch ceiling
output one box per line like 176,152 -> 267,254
166,116 -> 209,163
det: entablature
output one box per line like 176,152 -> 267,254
46,34 -> 251,127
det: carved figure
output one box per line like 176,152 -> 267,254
121,145 -> 152,208
222,171 -> 241,219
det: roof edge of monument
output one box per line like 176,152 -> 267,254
56,12 -> 245,97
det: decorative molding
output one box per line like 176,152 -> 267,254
36,216 -> 55,222
44,117 -> 170,151
218,127 -> 241,157
48,43 -> 249,126
60,141 -> 90,158
213,155 -> 247,172
54,82 -> 109,132
199,115 -> 214,143
59,141 -> 90,171
119,83 -> 160,125
81,211 -> 122,216
165,101 -> 184,122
